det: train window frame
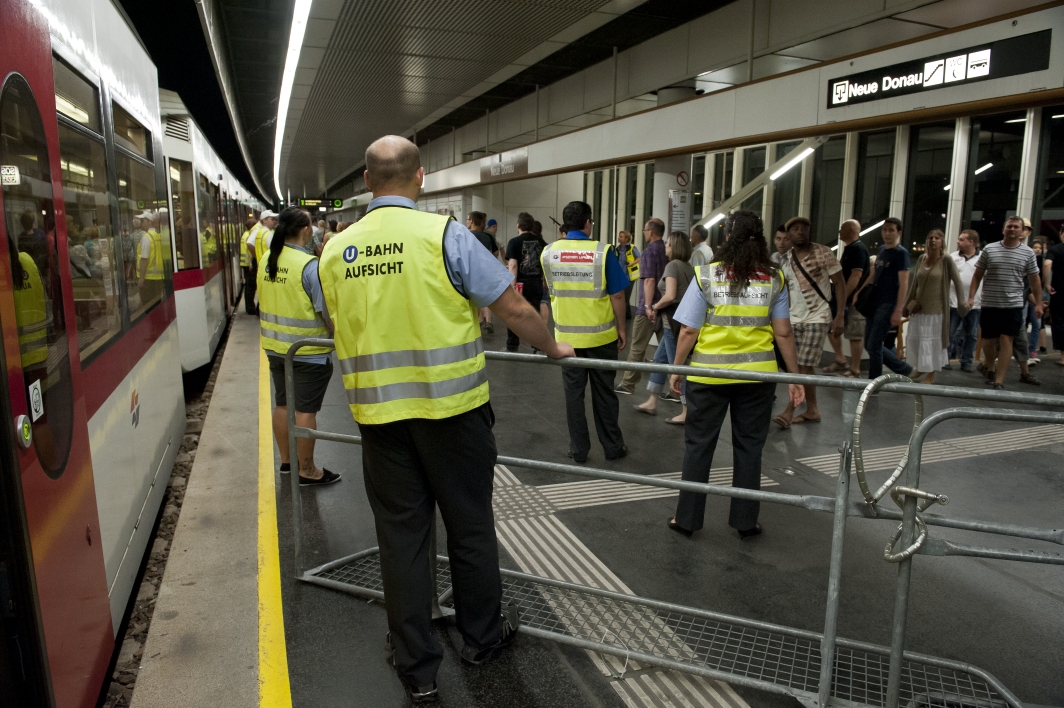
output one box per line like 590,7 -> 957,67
110,100 -> 152,162
113,145 -> 168,323
52,56 -> 102,133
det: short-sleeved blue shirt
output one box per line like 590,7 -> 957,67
673,270 -> 790,330
561,231 -> 630,296
873,245 -> 911,306
268,243 -> 331,365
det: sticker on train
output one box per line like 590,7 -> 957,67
1,165 -> 20,185
29,379 -> 44,421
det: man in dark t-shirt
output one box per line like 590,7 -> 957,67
467,210 -> 499,333
504,211 -> 548,351
863,217 -> 913,379
827,219 -> 870,376
1041,231 -> 1064,364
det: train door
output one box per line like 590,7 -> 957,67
0,4 -> 115,706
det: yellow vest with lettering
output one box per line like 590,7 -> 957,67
258,246 -> 331,356
689,262 -> 783,385
14,252 -> 48,367
239,229 -> 251,267
540,238 -> 617,348
145,229 -> 164,280
255,225 -> 272,263
319,206 -> 488,425
620,244 -> 639,282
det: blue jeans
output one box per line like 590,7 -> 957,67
647,326 -> 677,393
864,303 -> 913,379
949,307 -> 980,366
1027,301 -> 1041,354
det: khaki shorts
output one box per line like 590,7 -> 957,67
844,306 -> 866,341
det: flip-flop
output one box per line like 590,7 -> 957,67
792,414 -> 821,424
821,361 -> 847,373
633,405 -> 657,416
664,416 -> 685,426
772,414 -> 791,429
839,369 -> 860,378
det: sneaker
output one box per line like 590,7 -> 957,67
614,384 -> 634,395
659,391 -> 681,403
1020,372 -> 1041,386
960,363 -> 974,373
1029,355 -> 1040,365
984,368 -> 997,383
461,604 -> 520,666
279,462 -> 291,475
299,468 -> 341,486
605,444 -> 629,461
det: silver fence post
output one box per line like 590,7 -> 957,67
285,347 -> 304,577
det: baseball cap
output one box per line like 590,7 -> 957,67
785,216 -> 811,230
487,219 -> 497,227
260,209 -> 279,220
1021,217 -> 1032,229
134,211 -> 153,220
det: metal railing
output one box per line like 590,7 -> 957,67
283,339 -> 1064,708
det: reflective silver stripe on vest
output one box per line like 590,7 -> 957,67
551,289 -> 605,299
346,368 -> 488,405
18,320 -> 49,335
261,328 -> 327,344
260,311 -> 327,329
691,350 -> 775,365
338,339 -> 484,375
555,321 -> 615,334
707,315 -> 772,327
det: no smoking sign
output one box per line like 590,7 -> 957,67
676,171 -> 690,187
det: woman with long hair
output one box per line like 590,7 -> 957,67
903,229 -> 968,384
666,211 -> 804,540
259,206 -> 340,486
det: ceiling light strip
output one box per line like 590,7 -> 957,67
859,220 -> 885,236
274,0 -> 314,201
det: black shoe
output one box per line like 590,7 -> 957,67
738,523 -> 763,540
461,604 -> 520,666
403,682 -> 439,704
605,444 -> 628,461
299,468 -> 341,486
484,322 -> 494,334
279,462 -> 291,474
942,362 -> 953,370
667,518 -> 692,537
506,346 -> 519,353
566,450 -> 587,464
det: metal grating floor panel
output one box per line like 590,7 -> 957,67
310,552 -> 1007,708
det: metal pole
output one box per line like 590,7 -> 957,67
284,348 -> 304,576
534,85 -> 540,142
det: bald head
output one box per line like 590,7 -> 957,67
839,219 -> 861,244
364,135 -> 424,197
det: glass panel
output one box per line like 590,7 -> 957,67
58,123 -> 121,360
643,162 -> 654,225
1034,107 -> 1064,242
811,136 -> 847,245
112,102 -> 150,159
624,165 -> 637,234
169,158 -> 199,270
740,146 -> 766,213
52,58 -> 100,133
116,153 -> 166,318
692,155 -> 705,221
1,74 -> 74,476
854,129 -> 895,249
197,173 -> 219,267
771,141 -> 803,233
904,121 -> 954,252
963,111 -> 1026,246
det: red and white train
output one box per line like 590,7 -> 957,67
0,0 -> 260,705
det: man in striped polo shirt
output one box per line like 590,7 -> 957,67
968,216 -> 1044,390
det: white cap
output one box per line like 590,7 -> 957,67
135,211 -> 153,220
260,209 -> 279,220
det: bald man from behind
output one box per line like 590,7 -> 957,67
830,219 -> 871,377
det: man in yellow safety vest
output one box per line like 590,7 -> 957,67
245,209 -> 278,315
319,135 -> 572,703
240,216 -> 257,313
136,211 -> 165,307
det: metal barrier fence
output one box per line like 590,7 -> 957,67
283,339 -> 1064,708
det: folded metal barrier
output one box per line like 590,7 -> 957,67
283,339 -> 1064,708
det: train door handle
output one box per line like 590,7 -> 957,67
15,415 -> 32,449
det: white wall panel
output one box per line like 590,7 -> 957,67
628,24 -> 691,97
584,59 -> 614,114
548,71 -> 586,125
732,68 -> 820,137
685,3 -> 752,77
768,0 -> 884,49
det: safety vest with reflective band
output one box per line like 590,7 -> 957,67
255,225 -> 273,263
239,229 -> 251,267
14,252 -> 48,367
688,262 -> 784,385
620,244 -> 640,282
319,206 -> 488,425
258,246 -> 331,356
540,238 -> 617,348
145,229 -> 165,280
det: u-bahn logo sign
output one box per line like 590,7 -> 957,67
827,29 -> 1050,109
343,245 -> 358,263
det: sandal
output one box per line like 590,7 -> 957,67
667,518 -> 693,537
772,414 -> 791,430
839,369 -> 860,378
822,361 -> 847,374
664,416 -> 685,426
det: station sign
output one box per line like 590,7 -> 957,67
480,147 -> 528,184
827,29 -> 1051,109
298,198 -> 344,209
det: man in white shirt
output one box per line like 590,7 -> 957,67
948,229 -> 982,372
245,209 -> 279,312
690,224 -> 713,267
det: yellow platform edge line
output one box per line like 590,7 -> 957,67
258,348 -> 293,706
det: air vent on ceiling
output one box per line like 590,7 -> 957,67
164,117 -> 190,142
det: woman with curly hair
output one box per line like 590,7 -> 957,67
666,211 -> 804,540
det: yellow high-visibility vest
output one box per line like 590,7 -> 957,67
255,226 -> 273,263
258,245 -> 331,356
319,206 -> 488,425
620,244 -> 640,282
239,229 -> 251,267
145,229 -> 165,280
14,252 -> 48,367
688,262 -> 784,385
540,238 -> 617,348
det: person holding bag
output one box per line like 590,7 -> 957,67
903,229 -> 969,384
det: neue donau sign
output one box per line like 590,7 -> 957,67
827,29 -> 1051,109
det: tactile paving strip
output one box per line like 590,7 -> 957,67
310,553 -> 1007,708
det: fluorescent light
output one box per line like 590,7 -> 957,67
1053,114 -> 1064,119
859,220 -> 885,236
706,213 -> 725,227
973,162 -> 993,175
55,94 -> 89,124
943,184 -> 951,191
769,147 -> 814,180
1004,118 -> 1026,124
273,0 -> 314,201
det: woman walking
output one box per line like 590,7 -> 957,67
904,229 -> 968,384
666,212 -> 804,539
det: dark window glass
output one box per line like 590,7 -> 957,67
1034,107 -> 1064,242
0,74 -> 74,477
692,154 -> 706,221
963,111 -> 1026,246
112,102 -> 150,159
624,165 -> 637,234
811,136 -> 847,245
197,173 -> 220,266
52,58 -> 100,132
642,163 -> 654,245
771,141 -> 803,233
854,129 -> 895,249
116,153 -> 166,318
904,122 -> 954,252
169,158 -> 199,270
740,146 -> 766,213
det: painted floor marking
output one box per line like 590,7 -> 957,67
539,469 -> 778,511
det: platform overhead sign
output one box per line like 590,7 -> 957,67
827,29 -> 1050,109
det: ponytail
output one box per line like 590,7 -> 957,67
266,206 -> 311,281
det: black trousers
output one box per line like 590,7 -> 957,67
506,280 -> 543,350
1051,294 -> 1064,352
359,403 -> 503,686
243,265 -> 258,314
562,341 -> 625,459
674,381 -> 775,532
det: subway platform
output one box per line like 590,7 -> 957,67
131,306 -> 1064,708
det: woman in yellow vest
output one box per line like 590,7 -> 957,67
617,230 -> 640,318
666,211 -> 804,539
259,206 -> 339,486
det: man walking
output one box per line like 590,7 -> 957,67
467,211 -> 499,333
616,218 -> 666,394
504,212 -> 548,351
825,219 -> 869,378
968,216 -> 1044,389
948,229 -> 982,372
864,217 -> 914,380
541,201 -> 629,463
319,136 -> 573,702
1043,228 -> 1064,366
690,224 -> 714,267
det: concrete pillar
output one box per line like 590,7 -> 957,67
944,117 -> 971,253
652,153 -> 691,229
634,164 -> 647,249
889,126 -> 909,220
839,132 -> 859,222
1016,107 -> 1042,224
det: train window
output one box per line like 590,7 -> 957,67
196,173 -> 220,267
168,158 -> 200,270
1034,107 -> 1064,241
52,58 -> 101,133
115,153 -> 167,318
57,122 -> 122,361
854,129 -> 895,249
112,103 -> 150,160
1,74 -> 74,476
904,121 -> 955,251
962,111 -> 1027,246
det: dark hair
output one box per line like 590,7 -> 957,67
666,231 -> 692,262
562,202 -> 591,232
960,229 -> 980,247
714,211 -> 776,293
775,224 -> 787,234
517,212 -> 535,232
468,211 -> 486,229
692,224 -> 708,242
245,217 -> 257,230
883,217 -> 903,232
329,220 -> 338,232
532,220 -> 542,236
646,218 -> 664,238
266,207 -> 311,282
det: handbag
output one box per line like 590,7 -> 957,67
854,273 -> 879,318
